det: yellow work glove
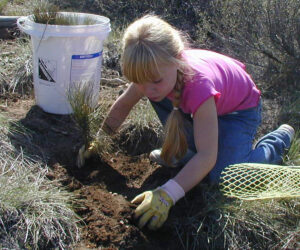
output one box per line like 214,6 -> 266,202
131,188 -> 174,230
76,141 -> 97,168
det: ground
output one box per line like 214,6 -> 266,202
1,38 -> 293,249
3,97 -> 189,249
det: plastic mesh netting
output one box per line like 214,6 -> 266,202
219,163 -> 300,200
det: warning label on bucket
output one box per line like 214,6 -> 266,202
70,51 -> 102,84
38,58 -> 57,83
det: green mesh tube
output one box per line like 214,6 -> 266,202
219,163 -> 300,200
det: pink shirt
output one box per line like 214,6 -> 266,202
169,50 -> 261,116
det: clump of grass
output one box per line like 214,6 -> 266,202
32,1 -> 98,25
171,183 -> 299,249
69,80 -> 162,156
284,131 -> 300,166
32,1 -> 59,24
68,81 -> 97,148
0,115 -> 80,249
11,57 -> 33,95
68,81 -> 113,155
119,97 -> 162,155
279,93 -> 300,128
0,37 -> 33,97
33,11 -> 99,26
124,97 -> 162,135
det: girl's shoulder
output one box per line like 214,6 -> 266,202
182,49 -> 245,68
182,49 -> 247,79
182,49 -> 218,60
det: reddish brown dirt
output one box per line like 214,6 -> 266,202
4,99 -> 193,249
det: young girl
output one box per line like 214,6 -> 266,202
100,15 -> 295,230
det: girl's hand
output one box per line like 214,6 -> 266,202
76,141 -> 97,168
131,188 -> 174,230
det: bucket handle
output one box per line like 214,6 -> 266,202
17,16 -> 49,40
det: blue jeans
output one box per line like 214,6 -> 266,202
150,98 -> 292,183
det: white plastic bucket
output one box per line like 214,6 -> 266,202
17,12 -> 111,114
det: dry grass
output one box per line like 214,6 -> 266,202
0,114 -> 80,249
172,183 -> 299,249
0,38 -> 33,96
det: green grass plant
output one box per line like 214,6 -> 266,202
68,82 -> 113,155
33,11 -> 99,25
281,94 -> 300,165
67,81 -> 95,148
32,2 -> 99,25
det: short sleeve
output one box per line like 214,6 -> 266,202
181,77 -> 221,115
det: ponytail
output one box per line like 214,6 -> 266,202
161,70 -> 188,166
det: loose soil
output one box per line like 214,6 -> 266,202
3,95 -> 285,250
4,98 -> 190,249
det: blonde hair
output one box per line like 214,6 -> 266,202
122,15 -> 191,165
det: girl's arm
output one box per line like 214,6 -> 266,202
102,83 -> 144,134
173,96 -> 218,192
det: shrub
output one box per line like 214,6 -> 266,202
197,0 -> 300,92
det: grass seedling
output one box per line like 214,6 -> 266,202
68,81 -> 113,158
32,2 -> 98,25
67,81 -> 96,148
